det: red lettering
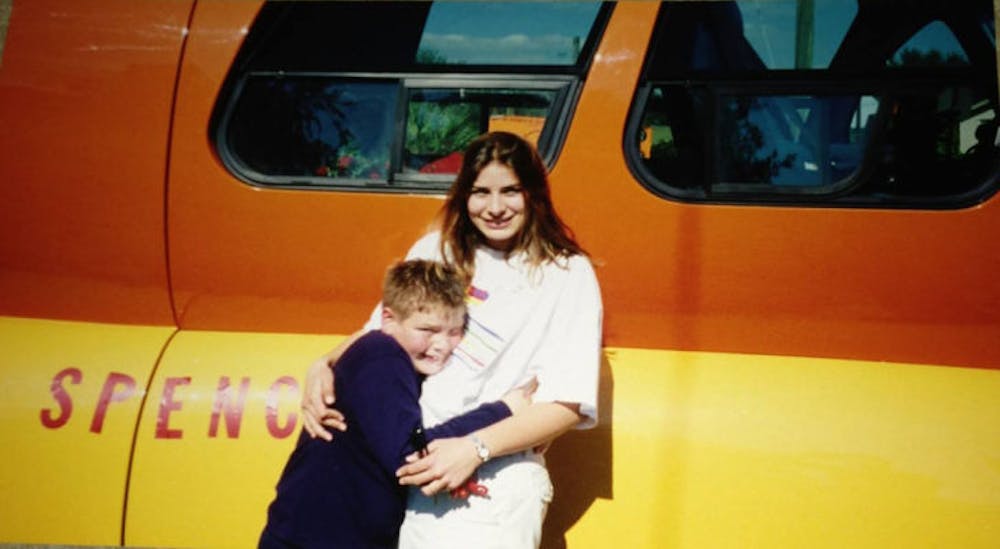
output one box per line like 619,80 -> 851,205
208,376 -> 250,438
156,376 -> 191,439
266,376 -> 299,439
40,367 -> 82,429
90,372 -> 137,433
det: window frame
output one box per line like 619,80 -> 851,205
209,1 -> 613,194
624,2 -> 1000,209
214,72 -> 580,193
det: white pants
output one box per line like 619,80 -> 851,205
398,452 -> 553,549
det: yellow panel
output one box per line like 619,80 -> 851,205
549,348 -> 1000,548
122,333 -> 1000,549
125,331 -> 345,549
0,317 -> 173,545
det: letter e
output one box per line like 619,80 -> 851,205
156,376 -> 191,439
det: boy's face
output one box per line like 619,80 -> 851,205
381,305 -> 465,375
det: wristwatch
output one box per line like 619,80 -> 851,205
470,435 -> 491,463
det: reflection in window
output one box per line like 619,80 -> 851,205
227,77 -> 398,182
630,0 -> 999,206
405,88 -> 557,174
213,1 -> 609,191
641,88 -> 879,192
888,21 -> 969,67
739,0 -> 855,69
718,94 -> 878,188
417,2 -> 602,65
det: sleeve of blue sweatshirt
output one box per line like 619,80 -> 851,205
422,401 -> 511,442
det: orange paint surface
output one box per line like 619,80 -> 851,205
0,0 -> 187,325
552,3 -> 1000,368
2,1 -> 998,368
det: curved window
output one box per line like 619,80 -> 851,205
627,0 -> 1000,208
212,1 -> 610,192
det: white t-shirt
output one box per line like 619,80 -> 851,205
364,231 -> 602,429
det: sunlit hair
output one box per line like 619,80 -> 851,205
438,131 -> 586,280
382,259 -> 467,320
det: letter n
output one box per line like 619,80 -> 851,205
208,376 -> 250,438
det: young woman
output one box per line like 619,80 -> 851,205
301,131 -> 603,548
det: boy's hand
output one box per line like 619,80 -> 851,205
500,376 -> 537,414
301,357 -> 346,440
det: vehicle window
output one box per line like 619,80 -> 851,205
740,0 -> 855,69
418,2 -> 601,66
627,0 -> 999,208
212,1 -> 609,192
227,78 -> 398,182
405,87 -> 558,174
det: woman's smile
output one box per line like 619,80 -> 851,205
483,216 -> 513,229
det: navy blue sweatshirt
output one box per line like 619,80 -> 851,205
260,331 -> 511,549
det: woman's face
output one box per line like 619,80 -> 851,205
466,161 -> 526,251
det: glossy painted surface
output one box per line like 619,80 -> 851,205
0,317 -> 173,545
168,0 -> 441,335
1,0 -> 996,366
0,0 -> 189,326
548,347 -> 1000,548
552,2 -> 1000,369
167,1 -> 1000,368
125,333 -> 1000,548
1,1 -> 999,548
124,330 -> 342,548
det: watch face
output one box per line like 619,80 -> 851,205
472,437 -> 489,462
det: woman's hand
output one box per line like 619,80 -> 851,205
500,376 -> 537,414
301,357 -> 346,440
301,331 -> 366,440
396,437 -> 480,496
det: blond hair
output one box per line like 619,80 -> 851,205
382,259 -> 466,319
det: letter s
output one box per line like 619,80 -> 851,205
40,367 -> 83,429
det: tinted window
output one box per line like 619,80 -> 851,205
228,78 -> 398,181
628,0 -> 999,208
739,0 -> 855,69
418,2 -> 601,66
213,1 -> 609,191
404,87 -> 559,174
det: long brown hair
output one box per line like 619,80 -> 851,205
438,132 -> 585,280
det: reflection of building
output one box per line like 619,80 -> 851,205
488,114 -> 544,145
418,114 -> 549,174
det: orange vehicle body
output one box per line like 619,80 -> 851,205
1,1 -> 999,548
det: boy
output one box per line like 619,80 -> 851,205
259,259 -> 523,549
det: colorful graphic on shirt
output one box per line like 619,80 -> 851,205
466,285 -> 489,304
452,315 -> 504,369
